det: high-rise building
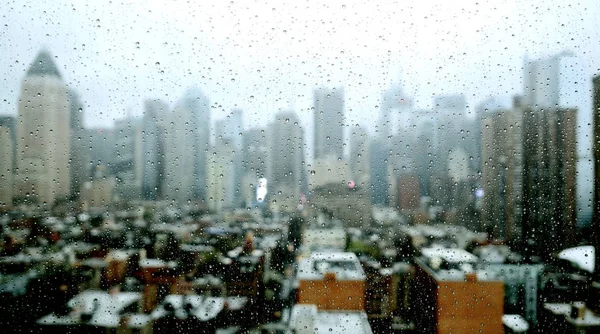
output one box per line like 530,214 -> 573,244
269,111 -> 306,212
242,127 -> 270,207
524,52 -> 593,228
180,87 -> 211,201
350,125 -> 370,187
369,138 -> 389,206
141,99 -> 168,200
397,173 -> 420,212
380,84 -> 413,137
313,87 -> 344,160
592,74 -> 600,276
0,126 -> 13,208
481,97 -> 524,241
522,106 -> 577,259
0,116 -> 16,169
206,138 -> 236,212
163,101 -> 197,205
215,108 -> 244,207
15,50 -> 70,205
87,127 -> 115,175
113,117 -> 142,201
67,88 -> 88,199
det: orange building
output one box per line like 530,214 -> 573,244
296,252 -> 366,310
413,248 -> 504,333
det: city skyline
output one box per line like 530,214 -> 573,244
1,0 -> 599,134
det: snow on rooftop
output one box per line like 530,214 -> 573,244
297,252 -> 366,281
502,314 -> 529,332
558,246 -> 595,273
422,247 -> 478,264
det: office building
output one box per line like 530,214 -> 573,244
141,99 -> 168,200
481,97 -> 524,241
524,52 -> 593,227
67,88 -> 88,198
380,84 -> 413,137
522,106 -> 577,259
163,102 -> 197,204
0,116 -> 16,169
314,87 -> 344,160
15,50 -> 70,205
206,138 -> 236,212
181,87 -> 211,201
215,108 -> 244,207
349,125 -> 370,187
593,74 -> 600,276
369,138 -> 389,206
242,127 -> 270,207
0,126 -> 12,208
269,111 -> 306,212
113,117 -> 142,201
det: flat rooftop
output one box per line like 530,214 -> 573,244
297,252 -> 366,281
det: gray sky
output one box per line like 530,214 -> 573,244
1,0 -> 599,134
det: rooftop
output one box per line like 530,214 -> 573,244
297,252 -> 366,281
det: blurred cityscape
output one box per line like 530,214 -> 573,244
0,49 -> 599,333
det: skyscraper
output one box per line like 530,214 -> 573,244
113,116 -> 142,201
481,97 -> 524,241
592,74 -> 600,276
67,88 -> 87,199
349,125 -> 370,187
313,87 -> 344,160
524,52 -> 593,228
163,101 -> 197,205
15,50 -> 70,205
242,127 -> 270,207
0,116 -> 16,170
206,137 -> 236,211
180,87 -> 211,201
0,126 -> 13,208
141,99 -> 168,200
522,106 -> 577,259
269,111 -> 306,212
215,108 -> 244,207
369,138 -> 389,206
380,84 -> 413,138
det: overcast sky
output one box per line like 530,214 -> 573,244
1,0 -> 599,134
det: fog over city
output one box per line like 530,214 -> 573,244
1,0 -> 599,137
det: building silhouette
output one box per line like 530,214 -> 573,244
269,111 -> 305,212
141,99 -> 168,200
481,97 -> 524,242
522,105 -> 577,259
313,87 -> 344,160
67,88 -> 87,199
15,50 -> 70,205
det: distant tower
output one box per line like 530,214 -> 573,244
141,99 -> 168,200
269,111 -> 306,212
523,52 -> 592,227
215,108 -> 244,207
67,88 -> 87,199
163,101 -> 197,204
0,126 -> 13,208
313,87 -> 344,160
15,50 -> 70,205
522,105 -> 577,259
180,87 -> 211,202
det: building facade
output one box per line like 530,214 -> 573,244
15,51 -> 71,205
269,111 -> 306,212
522,106 -> 577,258
481,97 -> 524,242
313,87 -> 344,160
